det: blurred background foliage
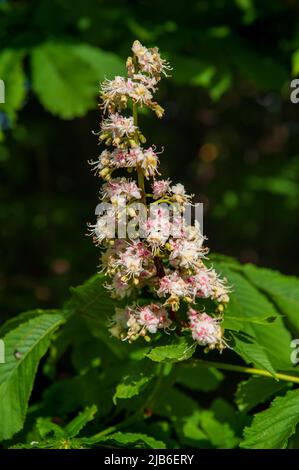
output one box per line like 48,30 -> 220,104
1,0 -> 299,321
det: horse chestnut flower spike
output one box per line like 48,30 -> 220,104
88,40 -> 230,352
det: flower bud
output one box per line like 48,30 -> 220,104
100,167 -> 110,178
129,139 -> 137,147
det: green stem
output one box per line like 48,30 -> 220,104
132,101 -> 146,204
133,101 -> 138,127
188,359 -> 299,384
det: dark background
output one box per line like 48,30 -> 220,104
1,0 -> 299,320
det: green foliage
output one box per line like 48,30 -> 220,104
64,273 -> 128,357
235,376 -> 290,413
146,336 -> 196,363
1,0 -> 299,449
31,42 -> 124,119
241,389 -> 299,449
230,332 -> 276,376
214,260 -> 293,372
64,405 -> 98,437
0,313 -> 65,440
0,309 -> 58,337
0,49 -> 26,127
0,0 -> 293,131
1,0 -> 299,329
153,387 -> 238,448
177,363 -> 224,392
242,264 -> 299,332
85,432 -> 166,449
12,406 -> 98,448
1,257 -> 299,448
113,373 -> 153,404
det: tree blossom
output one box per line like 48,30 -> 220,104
89,40 -> 230,350
109,303 -> 172,341
101,75 -> 155,112
87,207 -> 116,245
188,308 -> 225,350
140,147 -> 159,178
133,73 -> 158,92
152,179 -> 171,199
103,240 -> 156,294
101,76 -> 133,111
101,177 -> 142,203
100,113 -> 136,144
157,271 -> 194,310
170,183 -> 193,204
131,40 -> 172,78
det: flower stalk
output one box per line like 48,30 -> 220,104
133,102 -> 146,204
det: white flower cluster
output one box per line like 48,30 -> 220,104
109,303 -> 172,342
89,41 -> 230,351
100,40 -> 169,117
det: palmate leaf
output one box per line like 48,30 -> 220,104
240,389 -> 299,449
0,313 -> 64,441
31,42 -> 123,119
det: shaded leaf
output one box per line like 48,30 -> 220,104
65,274 -> 127,358
235,376 -> 290,413
177,363 -> 224,392
154,387 -> 237,448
